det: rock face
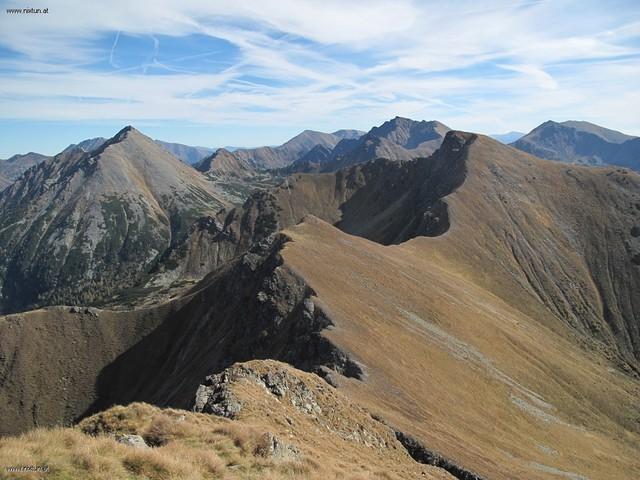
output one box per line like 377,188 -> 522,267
512,120 -> 640,169
0,173 -> 9,191
194,362 -> 327,419
0,126 -> 228,312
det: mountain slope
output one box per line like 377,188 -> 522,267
155,140 -> 215,165
0,173 -> 9,191
512,120 -> 640,169
280,216 -> 640,480
2,209 -> 639,480
0,126 -> 228,312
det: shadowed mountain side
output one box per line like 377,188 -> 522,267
278,144 -> 332,174
151,131 -> 470,286
0,235 -> 362,436
0,305 -> 170,435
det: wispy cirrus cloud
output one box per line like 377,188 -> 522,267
0,0 -> 638,154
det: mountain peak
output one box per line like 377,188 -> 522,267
112,125 -> 139,142
513,119 -> 638,167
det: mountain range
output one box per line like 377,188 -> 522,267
232,128 -> 365,169
283,117 -> 451,173
0,117 -> 639,479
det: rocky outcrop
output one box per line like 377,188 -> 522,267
193,361 -> 397,451
394,430 -> 485,480
114,433 -> 149,449
193,364 -> 326,419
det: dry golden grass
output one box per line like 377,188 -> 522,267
282,211 -> 640,480
0,401 -> 450,480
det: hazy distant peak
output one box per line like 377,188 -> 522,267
331,129 -> 365,140
490,131 -> 525,144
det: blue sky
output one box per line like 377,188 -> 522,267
0,0 -> 639,157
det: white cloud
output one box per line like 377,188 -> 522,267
0,0 -> 638,137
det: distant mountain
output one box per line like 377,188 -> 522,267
317,117 -> 451,172
490,131 -> 525,144
194,148 -> 252,177
0,173 -> 9,191
191,148 -> 282,206
512,120 -> 640,169
62,137 -> 107,155
155,140 -> 215,164
233,130 -> 345,169
0,126 -> 228,312
0,152 -> 51,186
332,129 -> 366,140
281,144 -> 333,174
